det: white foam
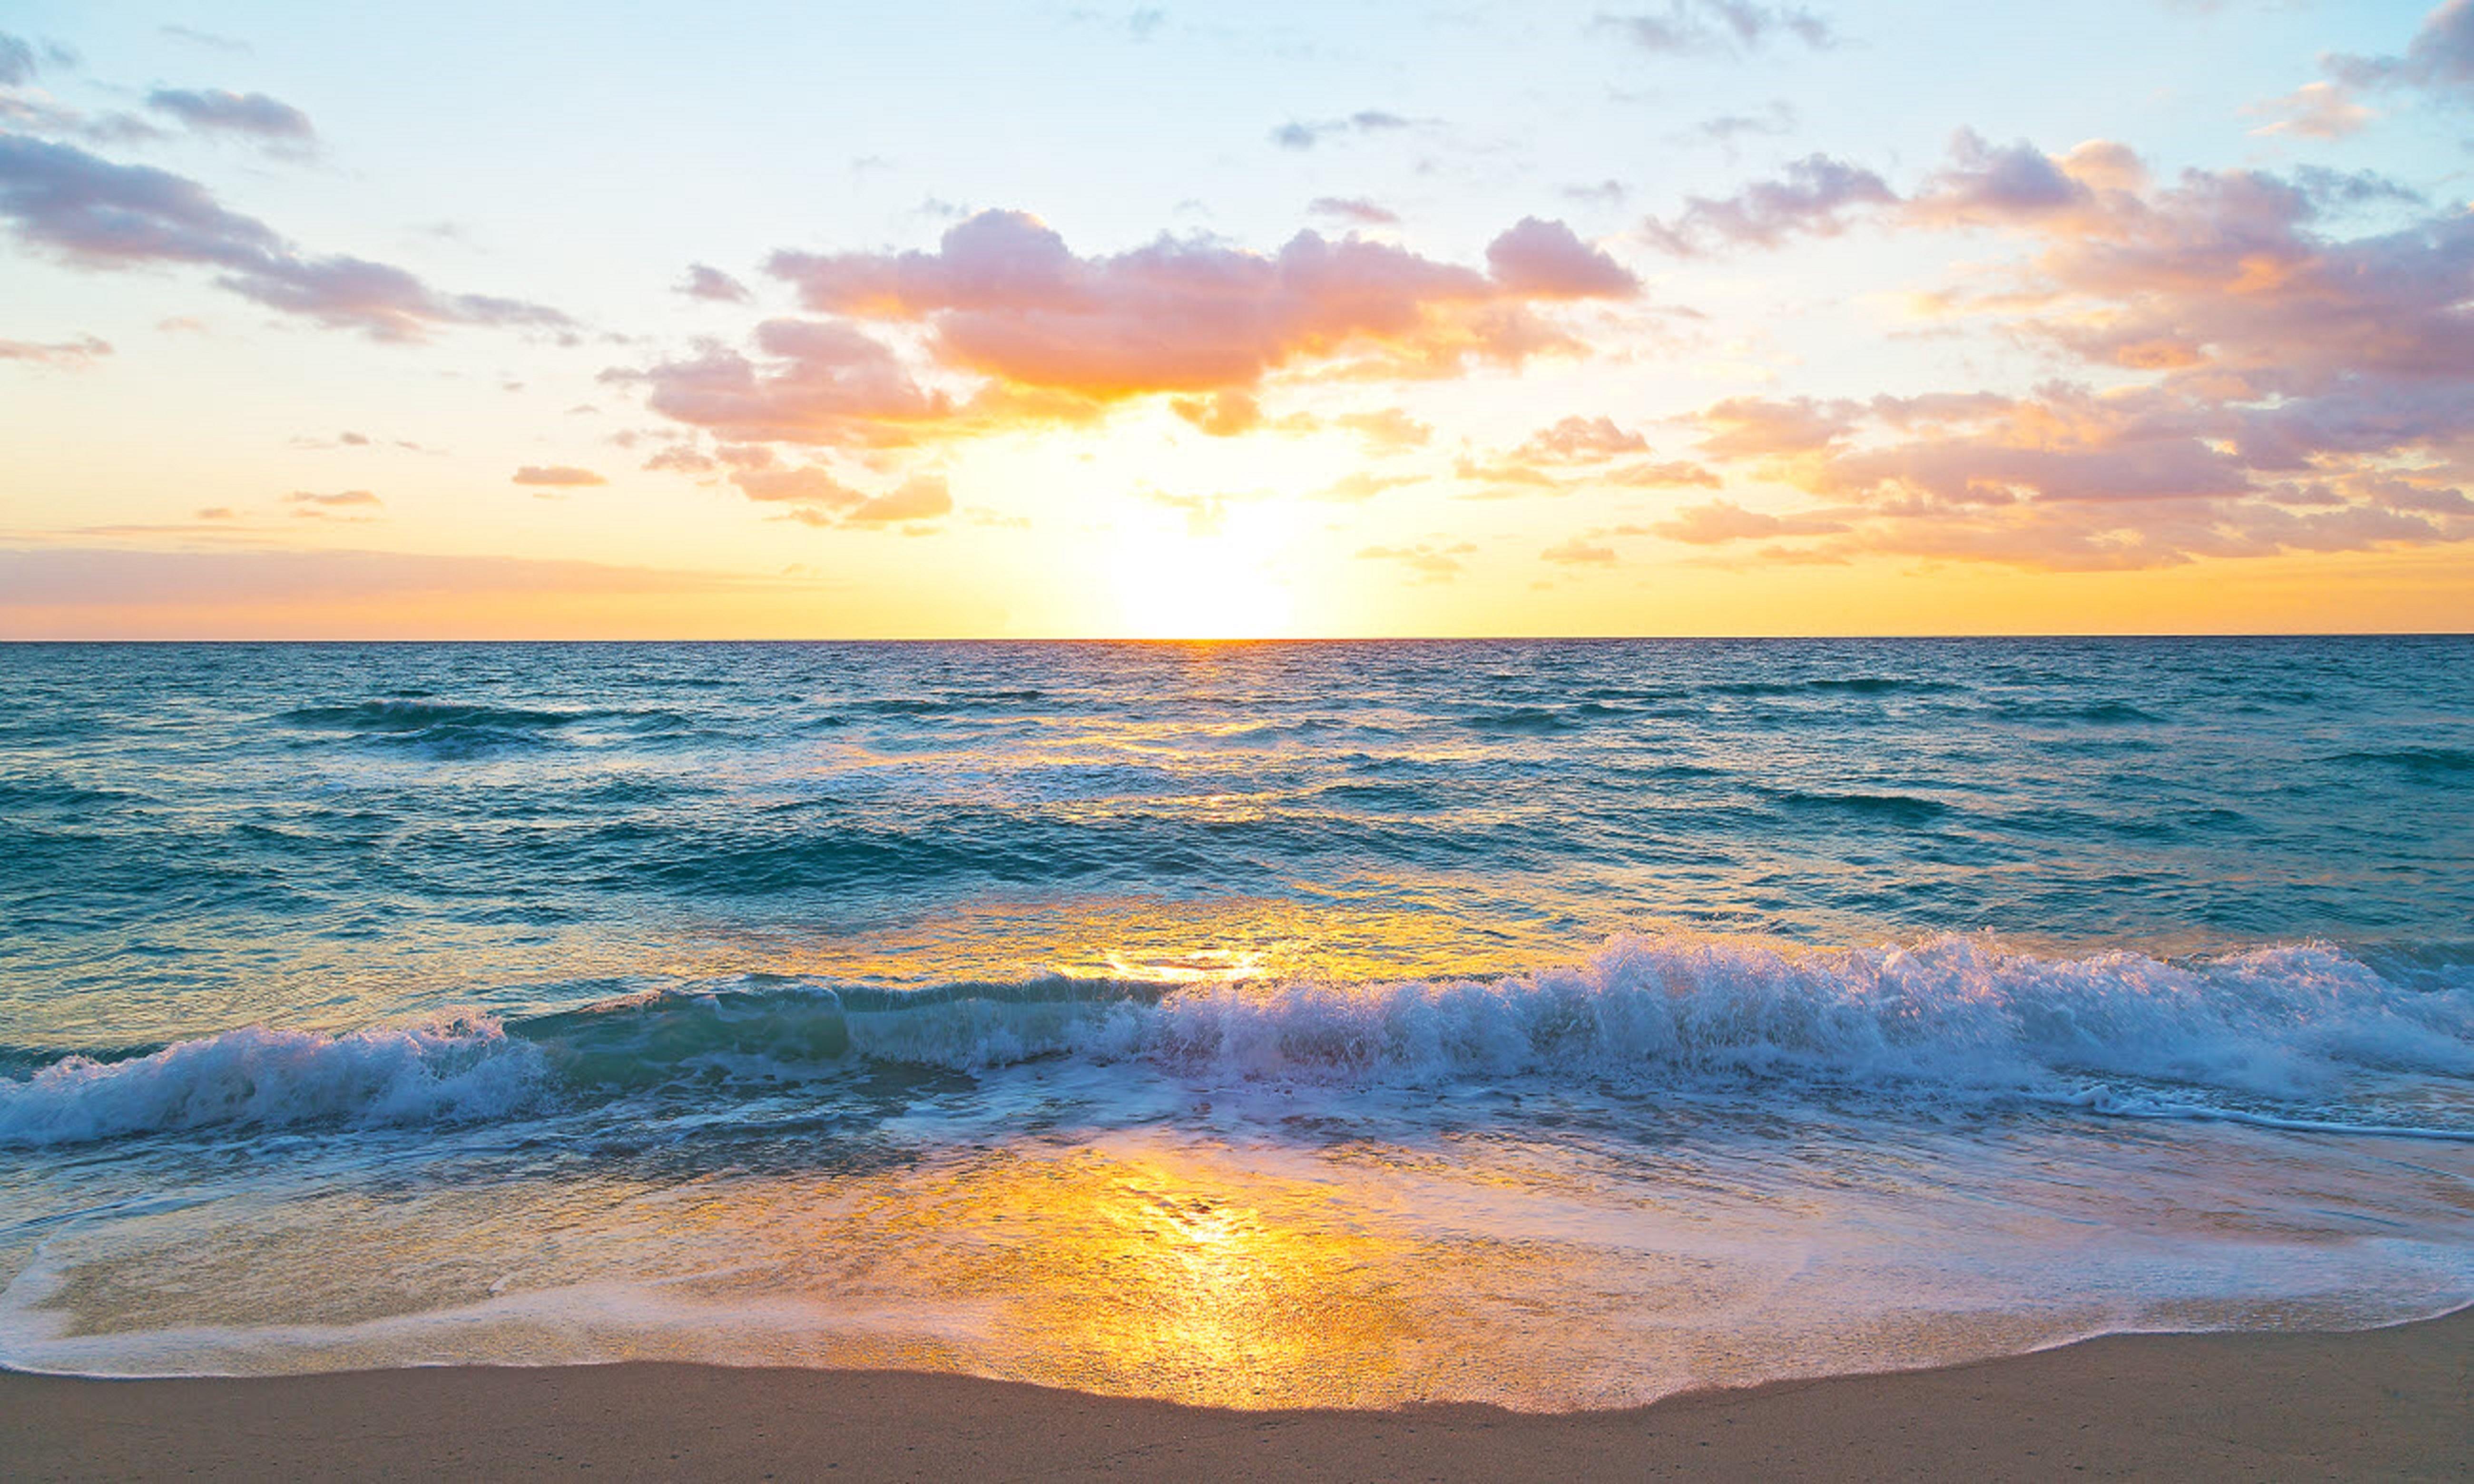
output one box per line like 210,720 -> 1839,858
5,935 -> 2467,1146
0,1016 -> 542,1147
849,935 -> 2474,1114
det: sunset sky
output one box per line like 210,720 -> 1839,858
1,0 -> 2468,638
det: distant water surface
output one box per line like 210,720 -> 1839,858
1,638 -> 2468,1405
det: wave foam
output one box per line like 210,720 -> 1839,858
0,1017 -> 542,1147
844,937 -> 2474,1100
6,937 -> 2468,1147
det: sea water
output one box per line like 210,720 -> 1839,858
0,637 -> 2468,1406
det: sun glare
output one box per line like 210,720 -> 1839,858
1108,517 -> 1296,640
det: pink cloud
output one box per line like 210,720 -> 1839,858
762,208 -> 1637,400
605,319 -> 952,446
1652,499 -> 1848,544
1513,415 -> 1651,462
0,332 -> 109,367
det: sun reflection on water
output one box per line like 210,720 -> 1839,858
797,1147 -> 1453,1407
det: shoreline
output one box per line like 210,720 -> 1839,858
3,1309 -> 2465,1481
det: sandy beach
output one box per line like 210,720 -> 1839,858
3,1309 -> 2465,1481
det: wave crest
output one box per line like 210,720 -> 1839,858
5,937 -> 2468,1147
0,1017 -> 541,1147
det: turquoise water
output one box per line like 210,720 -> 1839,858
1,638 -> 2468,1405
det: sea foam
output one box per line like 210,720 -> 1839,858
0,1016 -> 541,1147
5,936 -> 2467,1148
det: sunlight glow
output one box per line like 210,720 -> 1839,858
1107,512 -> 1298,640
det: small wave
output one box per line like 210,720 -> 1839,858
280,699 -> 586,760
1704,678 -> 1963,698
1465,706 -> 1574,733
1771,790 -> 1952,823
282,700 -> 584,733
2336,748 -> 2474,776
276,699 -> 698,760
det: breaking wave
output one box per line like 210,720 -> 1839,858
4,936 -> 2469,1148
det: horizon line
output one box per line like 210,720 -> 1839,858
3,632 -> 2469,645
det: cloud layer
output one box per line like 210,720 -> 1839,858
0,132 -> 565,339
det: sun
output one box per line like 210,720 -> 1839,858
1108,512 -> 1297,640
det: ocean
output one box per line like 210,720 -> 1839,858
1,637 -> 2468,1407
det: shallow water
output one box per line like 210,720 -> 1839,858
1,638 -> 2469,1406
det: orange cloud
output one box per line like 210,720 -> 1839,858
844,474 -> 952,527
1334,407 -> 1432,452
512,465 -> 606,487
1356,540 -> 1474,581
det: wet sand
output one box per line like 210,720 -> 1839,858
3,1310 -> 2466,1481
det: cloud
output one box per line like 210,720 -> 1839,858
1686,367 -> 2474,571
1335,407 -> 1433,452
160,26 -> 251,54
1641,153 -> 1895,253
1484,217 -> 1641,297
1269,110 -> 1414,150
1138,487 -> 1265,537
0,332 -> 109,367
606,318 -> 952,446
511,465 -> 606,487
1453,455 -> 1563,491
2327,0 -> 2472,96
145,88 -> 314,145
677,263 -> 751,302
1356,540 -> 1473,580
1311,470 -> 1423,502
759,208 -> 1637,405
843,474 -> 952,526
713,457 -> 952,530
1541,537 -> 1617,565
1449,419 -> 1715,497
1903,131 -> 2109,230
1514,414 -> 1651,462
1308,196 -> 1400,226
2246,81 -> 2373,139
1600,1 -> 1838,57
285,489 -> 382,520
1651,498 -> 1847,543
1694,395 -> 1859,458
1601,459 -> 1723,489
1689,101 -> 1797,145
0,32 -> 35,87
730,462 -> 866,507
0,92 -> 167,147
0,547 -> 767,634
1924,147 -> 2471,398
1168,389 -> 1264,436
0,133 -> 569,340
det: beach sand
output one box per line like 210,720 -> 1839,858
2,1310 -> 2465,1481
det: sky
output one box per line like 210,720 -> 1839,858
0,0 -> 2468,638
